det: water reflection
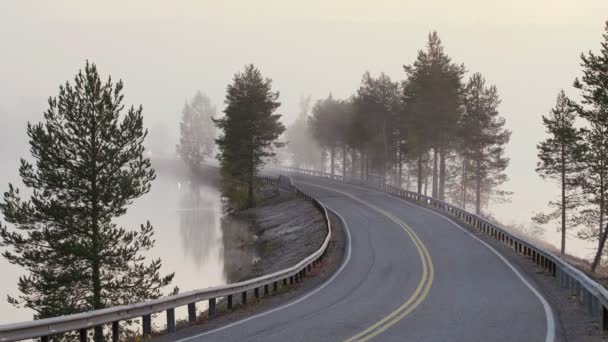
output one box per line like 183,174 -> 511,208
178,180 -> 221,268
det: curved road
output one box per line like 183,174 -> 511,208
177,175 -> 554,342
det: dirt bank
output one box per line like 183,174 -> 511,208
222,183 -> 326,283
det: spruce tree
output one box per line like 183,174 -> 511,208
573,21 -> 608,271
533,90 -> 584,255
176,91 -> 216,169
214,64 -> 285,208
0,62 -> 174,339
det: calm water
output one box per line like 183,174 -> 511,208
0,160 -> 231,324
0,158 -> 599,325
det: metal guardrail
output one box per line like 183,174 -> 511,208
276,165 -> 608,331
0,175 -> 332,342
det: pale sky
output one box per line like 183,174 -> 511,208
1,1 -> 608,254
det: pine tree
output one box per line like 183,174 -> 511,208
176,91 -> 216,169
352,72 -> 401,179
573,21 -> 608,271
0,62 -> 174,340
533,90 -> 584,255
214,64 -> 285,208
402,31 -> 465,198
459,72 -> 511,215
309,94 -> 346,177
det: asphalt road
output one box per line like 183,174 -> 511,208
176,175 -> 554,342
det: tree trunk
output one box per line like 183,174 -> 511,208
91,115 -> 104,342
342,145 -> 347,177
475,160 -> 481,215
417,154 -> 423,194
406,164 -> 411,191
432,148 -> 438,198
321,149 -> 326,172
248,163 -> 254,208
560,141 -> 566,255
424,170 -> 429,196
365,152 -> 370,179
439,146 -> 446,200
398,148 -> 403,188
382,119 -> 388,179
360,150 -> 365,180
591,180 -> 605,272
330,146 -> 335,178
351,148 -> 356,179
462,156 -> 467,210
591,223 -> 608,272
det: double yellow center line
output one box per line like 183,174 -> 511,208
298,181 -> 434,341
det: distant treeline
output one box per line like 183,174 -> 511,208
286,31 -> 511,216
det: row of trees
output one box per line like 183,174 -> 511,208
288,31 -> 511,216
535,22 -> 608,271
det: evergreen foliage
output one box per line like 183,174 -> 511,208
353,72 -> 401,179
533,90 -> 584,255
402,31 -> 465,199
214,64 -> 285,209
0,62 -> 174,339
572,21 -> 608,271
459,73 -> 511,215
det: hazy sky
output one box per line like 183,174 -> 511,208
1,1 -> 608,252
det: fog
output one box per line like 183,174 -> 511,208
1,0 -> 608,322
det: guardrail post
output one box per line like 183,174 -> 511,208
79,328 -> 87,342
227,294 -> 233,309
167,308 -> 176,333
602,306 -> 608,333
264,284 -> 269,296
188,302 -> 197,322
242,291 -> 247,305
584,291 -> 593,315
112,321 -> 119,342
273,281 -> 278,292
142,314 -> 152,337
254,287 -> 260,299
209,298 -> 216,316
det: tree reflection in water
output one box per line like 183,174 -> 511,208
178,178 -> 222,268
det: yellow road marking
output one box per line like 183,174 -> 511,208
297,181 -> 434,341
